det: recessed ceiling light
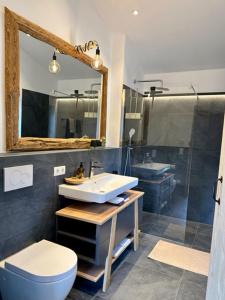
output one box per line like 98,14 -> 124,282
132,9 -> 139,16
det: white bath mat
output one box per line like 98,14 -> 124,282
148,240 -> 210,276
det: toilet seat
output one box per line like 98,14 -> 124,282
4,240 -> 77,283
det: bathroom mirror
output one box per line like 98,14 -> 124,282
5,8 -> 108,151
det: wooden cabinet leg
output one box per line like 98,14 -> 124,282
133,199 -> 139,251
103,215 -> 117,292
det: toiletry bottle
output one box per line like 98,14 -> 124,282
74,162 -> 85,178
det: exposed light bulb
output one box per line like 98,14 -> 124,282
91,47 -> 103,70
132,9 -> 139,16
49,52 -> 60,74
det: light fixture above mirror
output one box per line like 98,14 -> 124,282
75,40 -> 103,70
49,51 -> 60,73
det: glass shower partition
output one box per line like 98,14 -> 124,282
122,86 -> 221,245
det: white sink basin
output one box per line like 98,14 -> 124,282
132,162 -> 171,176
58,173 -> 138,203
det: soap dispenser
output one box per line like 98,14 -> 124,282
74,162 -> 85,178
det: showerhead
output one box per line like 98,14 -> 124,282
150,86 -> 169,92
129,128 -> 135,139
128,128 -> 135,146
84,90 -> 98,94
155,87 -> 170,92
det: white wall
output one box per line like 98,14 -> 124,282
20,48 -> 58,95
142,68 -> 225,94
0,0 -> 75,41
57,78 -> 101,95
71,0 -> 112,69
123,38 -> 144,90
106,33 -> 125,147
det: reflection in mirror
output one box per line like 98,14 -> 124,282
19,31 -> 102,139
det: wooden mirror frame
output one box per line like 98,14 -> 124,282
5,8 -> 108,151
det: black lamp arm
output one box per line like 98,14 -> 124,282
75,40 -> 99,53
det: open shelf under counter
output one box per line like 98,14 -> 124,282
55,189 -> 144,292
57,230 -> 97,244
77,236 -> 134,283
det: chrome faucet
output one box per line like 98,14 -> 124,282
89,160 -> 104,178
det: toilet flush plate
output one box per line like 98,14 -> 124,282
4,165 -> 33,192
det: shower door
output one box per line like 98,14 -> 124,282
122,86 -> 225,245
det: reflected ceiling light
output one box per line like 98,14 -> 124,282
49,52 -> 60,74
132,9 -> 139,16
75,40 -> 103,70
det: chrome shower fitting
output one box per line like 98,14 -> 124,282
134,79 -> 170,107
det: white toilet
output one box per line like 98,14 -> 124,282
0,240 -> 77,300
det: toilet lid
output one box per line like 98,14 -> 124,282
4,240 -> 77,283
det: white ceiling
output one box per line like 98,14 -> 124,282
91,0 -> 225,74
19,31 -> 101,80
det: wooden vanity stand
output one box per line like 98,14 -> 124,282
55,190 -> 143,292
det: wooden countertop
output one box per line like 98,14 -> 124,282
56,190 -> 144,225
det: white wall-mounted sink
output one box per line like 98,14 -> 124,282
59,173 -> 138,203
132,162 -> 171,177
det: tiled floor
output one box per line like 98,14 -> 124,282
141,212 -> 213,252
67,213 -> 212,300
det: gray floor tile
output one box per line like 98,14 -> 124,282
196,223 -> 213,237
67,288 -> 94,300
125,234 -> 184,280
141,213 -> 198,247
158,214 -> 187,226
192,233 -> 212,252
182,270 -> 208,286
176,271 -> 208,300
141,212 -> 164,224
96,262 -> 135,299
185,221 -> 199,234
97,263 -> 180,300
140,220 -> 168,237
176,280 -> 207,300
162,223 -> 196,246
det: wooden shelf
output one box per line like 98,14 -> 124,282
77,254 -> 96,264
56,190 -> 144,225
78,260 -> 105,282
57,230 -> 96,244
77,236 -> 134,282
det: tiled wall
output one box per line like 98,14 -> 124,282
0,147 -> 121,260
146,96 -> 196,147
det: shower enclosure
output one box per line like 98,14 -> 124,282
121,84 -> 225,249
